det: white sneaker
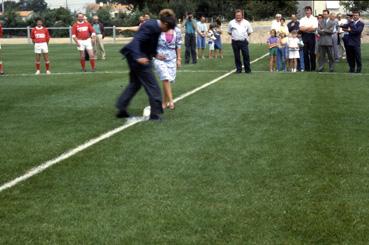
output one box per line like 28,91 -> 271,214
35,70 -> 41,75
46,70 -> 51,75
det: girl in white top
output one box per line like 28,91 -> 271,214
207,23 -> 217,59
288,30 -> 300,72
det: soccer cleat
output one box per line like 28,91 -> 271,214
82,69 -> 87,72
35,70 -> 41,75
46,70 -> 51,75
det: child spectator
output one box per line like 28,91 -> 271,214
288,30 -> 300,72
277,32 -> 288,72
207,23 -> 217,59
214,17 -> 223,59
267,29 -> 279,72
297,31 -> 305,72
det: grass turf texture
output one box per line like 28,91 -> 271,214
0,43 -> 369,243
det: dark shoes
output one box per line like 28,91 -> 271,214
116,110 -> 130,118
149,114 -> 162,121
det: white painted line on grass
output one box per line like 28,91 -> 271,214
1,70 -> 229,77
0,53 -> 268,193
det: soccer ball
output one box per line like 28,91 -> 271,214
143,106 -> 151,117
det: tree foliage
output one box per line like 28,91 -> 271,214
340,0 -> 369,12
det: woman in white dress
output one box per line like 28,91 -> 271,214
154,11 -> 182,110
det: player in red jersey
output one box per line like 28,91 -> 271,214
0,21 -> 4,75
72,13 -> 96,72
31,18 -> 51,75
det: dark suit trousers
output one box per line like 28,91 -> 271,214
231,40 -> 251,72
185,33 -> 197,64
346,45 -> 362,72
116,57 -> 163,116
302,33 -> 316,71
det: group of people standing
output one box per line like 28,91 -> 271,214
0,13 -> 107,75
183,13 -> 223,63
267,6 -> 365,73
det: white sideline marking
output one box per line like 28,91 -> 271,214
0,53 -> 268,193
1,70 -> 229,77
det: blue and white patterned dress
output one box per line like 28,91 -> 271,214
154,27 -> 182,83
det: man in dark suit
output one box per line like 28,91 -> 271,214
341,11 -> 364,73
318,10 -> 335,72
117,10 -> 176,120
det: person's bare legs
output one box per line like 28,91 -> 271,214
163,80 -> 174,109
269,56 -> 274,72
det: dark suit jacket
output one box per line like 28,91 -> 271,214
121,19 -> 161,61
287,21 -> 300,33
318,19 -> 334,46
342,20 -> 364,47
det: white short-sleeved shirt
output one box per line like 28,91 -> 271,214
197,22 -> 208,33
299,15 -> 318,32
271,20 -> 281,32
228,19 -> 253,41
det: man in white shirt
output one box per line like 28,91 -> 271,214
228,9 -> 253,73
299,6 -> 318,71
271,14 -> 282,33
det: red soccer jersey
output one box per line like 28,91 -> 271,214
72,21 -> 95,40
31,26 -> 50,43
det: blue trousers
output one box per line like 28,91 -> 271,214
277,47 -> 287,71
298,50 -> 305,71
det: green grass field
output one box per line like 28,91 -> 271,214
1,43 -> 369,244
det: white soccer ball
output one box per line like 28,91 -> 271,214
143,106 -> 151,117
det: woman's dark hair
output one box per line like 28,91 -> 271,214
159,9 -> 177,30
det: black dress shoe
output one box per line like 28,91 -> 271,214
235,70 -> 242,74
149,114 -> 162,121
116,110 -> 130,118
245,70 -> 251,74
356,69 -> 362,73
349,70 -> 355,73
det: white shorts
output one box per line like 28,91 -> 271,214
77,39 -> 93,51
34,42 -> 49,54
208,42 -> 215,51
289,50 -> 300,59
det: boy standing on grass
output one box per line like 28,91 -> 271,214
267,29 -> 278,72
297,31 -> 305,72
288,30 -> 300,72
31,18 -> 51,75
0,22 -> 4,75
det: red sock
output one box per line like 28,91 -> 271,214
36,62 -> 41,71
90,59 -> 95,70
80,59 -> 86,70
45,62 -> 50,71
0,64 -> 3,72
